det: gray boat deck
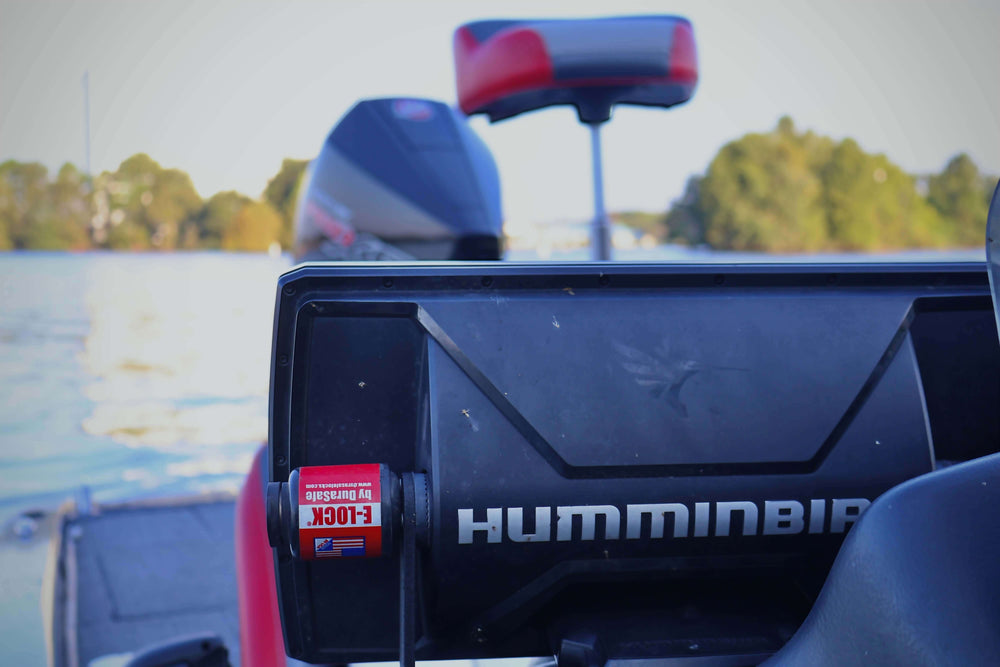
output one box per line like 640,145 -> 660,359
53,495 -> 241,666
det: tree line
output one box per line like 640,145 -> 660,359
619,116 -> 997,252
0,154 -> 308,252
2,117 -> 996,253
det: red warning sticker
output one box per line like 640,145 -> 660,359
298,464 -> 382,559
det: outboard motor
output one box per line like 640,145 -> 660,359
294,97 -> 503,262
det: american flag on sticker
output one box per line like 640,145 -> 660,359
315,536 -> 366,558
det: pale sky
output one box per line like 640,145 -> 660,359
1,0 -> 998,223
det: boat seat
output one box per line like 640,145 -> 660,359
765,452 -> 1000,666
454,16 -> 697,122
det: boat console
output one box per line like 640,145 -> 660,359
265,261 -> 1000,665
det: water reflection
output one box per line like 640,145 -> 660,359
0,253 -> 290,514
78,253 -> 290,493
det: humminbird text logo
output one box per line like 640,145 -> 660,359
457,499 -> 871,544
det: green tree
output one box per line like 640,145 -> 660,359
612,211 -> 667,240
0,160 -> 52,249
146,168 -> 202,249
191,191 -> 252,249
105,217 -> 152,250
985,175 -> 1000,212
665,117 -> 985,253
928,154 -> 993,247
98,153 -> 202,250
21,214 -> 88,250
222,200 -> 283,251
821,141 -> 944,251
0,173 -> 14,250
263,158 -> 309,248
698,118 -> 827,252
92,168 -> 149,249
47,163 -> 92,250
663,176 -> 706,245
0,160 -> 93,250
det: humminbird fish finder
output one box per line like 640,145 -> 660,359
266,261 -> 1000,666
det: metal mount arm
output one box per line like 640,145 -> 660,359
589,122 -> 611,261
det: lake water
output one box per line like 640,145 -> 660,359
0,253 -> 292,517
0,252 -> 290,664
0,247 -> 986,664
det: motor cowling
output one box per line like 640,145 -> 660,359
294,97 -> 503,262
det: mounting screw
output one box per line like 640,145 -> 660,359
598,274 -> 610,286
713,274 -> 725,285
276,455 -> 286,465
283,285 -> 295,296
383,278 -> 394,288
278,354 -> 289,366
481,276 -> 493,287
